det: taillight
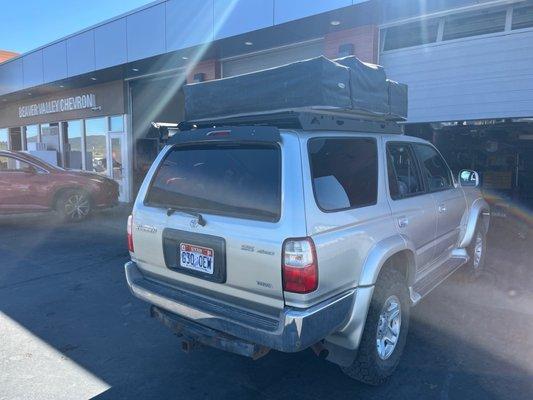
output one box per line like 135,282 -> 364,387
282,238 -> 318,294
127,215 -> 134,252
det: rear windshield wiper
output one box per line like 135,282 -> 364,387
166,207 -> 206,226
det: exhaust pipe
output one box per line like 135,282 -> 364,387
311,342 -> 329,359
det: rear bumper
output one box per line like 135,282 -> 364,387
125,261 -> 355,352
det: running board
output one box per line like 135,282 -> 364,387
410,256 -> 468,304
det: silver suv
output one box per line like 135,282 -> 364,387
125,116 -> 489,385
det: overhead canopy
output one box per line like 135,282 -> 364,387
183,56 -> 408,122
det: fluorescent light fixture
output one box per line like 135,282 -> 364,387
59,85 -> 64,88
90,77 -> 97,81
132,68 -> 139,72
330,20 -> 341,26
182,56 -> 189,60
244,41 -> 253,46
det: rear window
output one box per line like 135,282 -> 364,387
145,143 -> 281,222
308,137 -> 378,211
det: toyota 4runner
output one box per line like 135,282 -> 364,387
124,111 -> 489,385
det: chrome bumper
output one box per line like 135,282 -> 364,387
125,261 -> 355,352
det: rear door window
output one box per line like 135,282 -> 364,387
308,137 -> 378,211
0,156 -> 35,172
145,143 -> 281,222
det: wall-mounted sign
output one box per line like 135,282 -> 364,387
0,81 -> 125,128
18,93 -> 97,118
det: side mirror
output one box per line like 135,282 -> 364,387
459,169 -> 480,187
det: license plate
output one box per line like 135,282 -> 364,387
179,243 -> 214,275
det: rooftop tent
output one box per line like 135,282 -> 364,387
183,56 -> 408,123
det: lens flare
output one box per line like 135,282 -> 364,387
133,0 -> 241,141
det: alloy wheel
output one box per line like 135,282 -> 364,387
376,295 -> 402,360
64,194 -> 90,220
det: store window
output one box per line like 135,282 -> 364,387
8,128 -> 22,150
443,9 -> 506,41
512,5 -> 533,30
40,123 -> 60,151
62,120 -> 83,170
0,128 -> 8,150
25,125 -> 39,149
383,19 -> 439,51
85,117 -> 108,174
109,115 -> 124,132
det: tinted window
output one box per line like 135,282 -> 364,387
387,143 -> 424,199
309,138 -> 377,211
0,156 -> 33,172
383,19 -> 439,51
413,144 -> 453,192
145,143 -> 281,222
443,9 -> 506,41
512,5 -> 533,30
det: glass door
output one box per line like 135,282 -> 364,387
107,132 -> 129,202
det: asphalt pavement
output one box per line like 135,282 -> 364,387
0,208 -> 532,400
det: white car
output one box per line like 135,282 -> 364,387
124,113 -> 489,385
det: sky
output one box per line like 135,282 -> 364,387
0,0 -> 153,54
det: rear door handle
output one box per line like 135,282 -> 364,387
398,216 -> 409,228
438,204 -> 447,213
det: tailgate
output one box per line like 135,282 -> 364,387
131,129 -> 305,316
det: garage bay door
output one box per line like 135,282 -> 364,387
222,40 -> 324,78
380,29 -> 533,123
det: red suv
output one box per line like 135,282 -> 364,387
0,150 -> 119,222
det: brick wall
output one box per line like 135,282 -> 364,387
324,25 -> 379,63
187,59 -> 221,84
0,50 -> 18,63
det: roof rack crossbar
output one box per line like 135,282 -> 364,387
179,110 -> 403,134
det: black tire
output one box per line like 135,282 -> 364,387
341,268 -> 410,385
56,190 -> 92,222
462,223 -> 486,281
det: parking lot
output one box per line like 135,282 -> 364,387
0,208 -> 532,400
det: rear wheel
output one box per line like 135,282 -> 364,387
341,268 -> 410,385
56,190 -> 91,222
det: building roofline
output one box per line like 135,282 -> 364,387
0,0 -> 166,66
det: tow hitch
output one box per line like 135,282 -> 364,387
150,306 -> 271,360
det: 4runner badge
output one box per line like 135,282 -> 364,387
136,224 -> 157,234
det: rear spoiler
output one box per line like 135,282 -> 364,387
168,126 -> 281,145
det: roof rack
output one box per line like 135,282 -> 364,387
178,109 -> 403,134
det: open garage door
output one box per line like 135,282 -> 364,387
407,120 -> 533,220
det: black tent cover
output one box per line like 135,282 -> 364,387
184,56 -> 408,122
